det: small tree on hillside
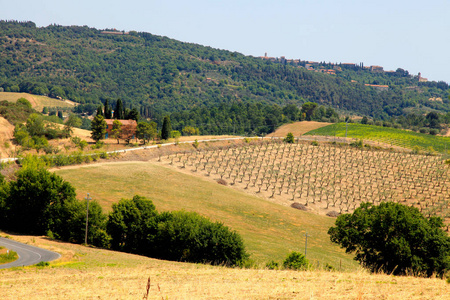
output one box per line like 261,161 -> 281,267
136,121 -> 157,144
91,114 -> 106,142
111,120 -> 122,144
328,202 -> 450,277
283,132 -> 295,143
64,114 -> 82,137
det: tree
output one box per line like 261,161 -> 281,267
328,202 -> 450,277
301,102 -> 318,121
107,195 -> 158,254
111,120 -> 123,144
25,113 -> 45,137
136,121 -> 157,144
154,211 -> 248,265
283,252 -> 309,270
17,97 -> 32,109
283,132 -> 295,143
161,116 -> 172,140
96,105 -> 103,117
426,112 -> 440,129
64,114 -> 82,137
114,99 -> 124,119
104,99 -> 112,119
126,107 -> 139,121
182,126 -> 198,136
361,116 -> 369,124
4,156 -> 77,235
90,114 -> 106,142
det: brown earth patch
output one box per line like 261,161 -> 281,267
267,121 -> 331,138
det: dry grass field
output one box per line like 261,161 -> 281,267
267,121 -> 331,138
0,117 -> 15,158
1,234 -> 449,299
160,139 -> 450,226
54,160 -> 356,267
0,92 -> 76,111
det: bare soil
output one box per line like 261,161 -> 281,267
267,121 -> 331,137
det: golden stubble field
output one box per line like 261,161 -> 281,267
1,234 -> 449,299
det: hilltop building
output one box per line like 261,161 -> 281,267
418,72 -> 428,82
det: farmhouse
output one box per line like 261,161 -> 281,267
105,119 -> 137,140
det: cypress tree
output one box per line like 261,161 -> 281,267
161,116 -> 172,140
96,105 -> 104,117
114,99 -> 124,119
104,99 -> 112,119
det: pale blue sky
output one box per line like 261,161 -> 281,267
2,0 -> 449,83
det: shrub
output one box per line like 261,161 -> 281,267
429,128 -> 438,135
283,132 -> 295,144
283,251 -> 309,270
154,211 -> 248,266
419,127 -> 429,134
266,260 -> 279,270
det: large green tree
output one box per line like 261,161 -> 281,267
90,114 -> 106,142
301,102 -> 318,121
5,156 -> 77,235
136,121 -> 157,144
328,202 -> 450,277
107,195 -> 158,254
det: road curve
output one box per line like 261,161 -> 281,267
0,237 -> 61,269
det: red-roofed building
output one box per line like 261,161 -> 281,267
105,119 -> 137,140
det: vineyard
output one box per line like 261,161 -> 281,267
158,139 -> 450,227
304,123 -> 450,154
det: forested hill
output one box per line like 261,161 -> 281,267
0,20 -> 448,120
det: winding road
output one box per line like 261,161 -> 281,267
0,237 -> 60,269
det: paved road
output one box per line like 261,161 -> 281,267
0,237 -> 61,269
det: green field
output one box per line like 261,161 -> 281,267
305,123 -> 450,153
55,161 -> 358,269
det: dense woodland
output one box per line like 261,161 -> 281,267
1,20 -> 449,128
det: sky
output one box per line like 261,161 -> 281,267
2,0 -> 449,83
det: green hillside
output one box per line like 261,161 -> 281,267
1,20 -> 448,122
54,161 -> 358,269
305,123 -> 450,153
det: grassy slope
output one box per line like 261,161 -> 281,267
55,161 -> 357,268
305,123 -> 450,153
1,234 -> 449,300
0,92 -> 75,111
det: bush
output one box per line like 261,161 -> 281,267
429,128 -> 438,135
266,260 -> 279,270
419,127 -> 429,134
154,211 -> 248,266
283,251 -> 309,270
283,132 -> 295,143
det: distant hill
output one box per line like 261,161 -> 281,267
0,20 -> 449,121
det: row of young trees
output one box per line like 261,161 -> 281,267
0,157 -> 247,266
